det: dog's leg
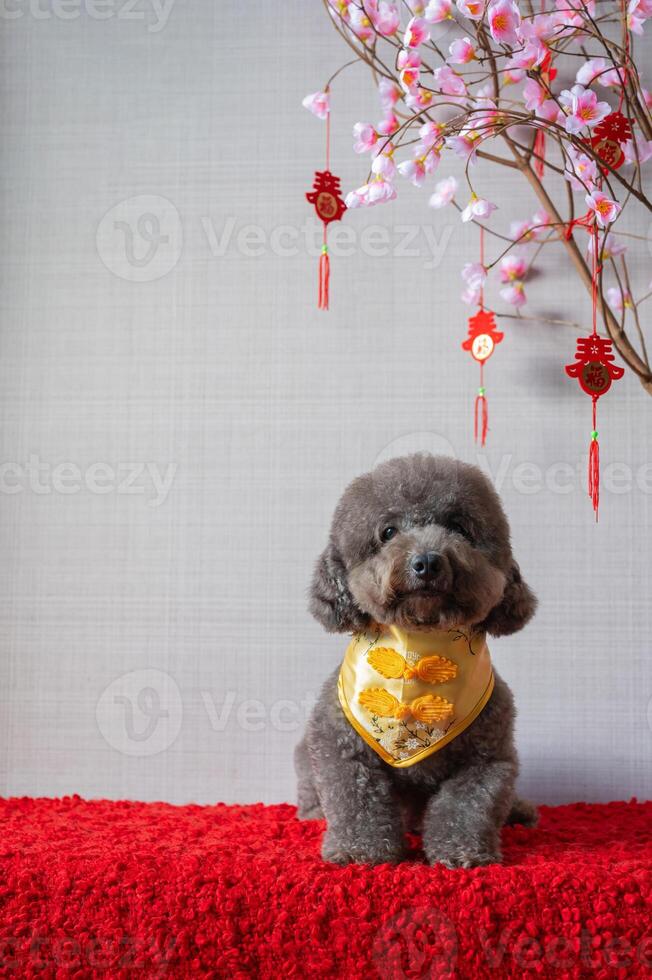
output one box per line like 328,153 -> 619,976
422,760 -> 516,868
294,737 -> 324,820
312,742 -> 406,865
306,703 -> 405,864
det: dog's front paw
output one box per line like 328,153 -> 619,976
425,836 -> 502,869
426,847 -> 503,870
321,831 -> 405,866
430,848 -> 502,869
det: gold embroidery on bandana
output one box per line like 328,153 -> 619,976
358,689 -> 454,724
337,625 -> 494,768
367,647 -> 458,683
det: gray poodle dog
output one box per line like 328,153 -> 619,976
295,453 -> 538,868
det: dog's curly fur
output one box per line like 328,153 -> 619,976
295,453 -> 538,868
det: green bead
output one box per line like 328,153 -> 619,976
478,387 -> 485,395
321,244 -> 328,255
591,430 -> 598,440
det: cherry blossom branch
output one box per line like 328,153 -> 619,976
312,0 -> 652,395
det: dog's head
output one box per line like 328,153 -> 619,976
310,453 -> 536,636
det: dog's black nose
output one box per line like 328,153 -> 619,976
410,551 -> 441,580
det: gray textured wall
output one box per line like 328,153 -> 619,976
0,1 -> 651,806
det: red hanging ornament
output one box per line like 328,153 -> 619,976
565,335 -> 624,399
462,308 -> 504,447
305,95 -> 346,311
590,111 -> 633,172
564,225 -> 624,520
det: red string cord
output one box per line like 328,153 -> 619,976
474,225 -> 488,446
318,87 -> 331,311
589,221 -> 601,519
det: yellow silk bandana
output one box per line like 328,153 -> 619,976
337,624 -> 494,768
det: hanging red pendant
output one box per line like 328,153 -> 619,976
590,111 -> 633,172
305,170 -> 346,311
565,335 -> 624,519
462,308 -> 504,447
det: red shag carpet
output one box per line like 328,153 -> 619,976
0,798 -> 650,978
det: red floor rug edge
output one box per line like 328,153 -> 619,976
0,797 -> 650,978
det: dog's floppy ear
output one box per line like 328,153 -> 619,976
481,560 -> 537,637
309,543 -> 370,634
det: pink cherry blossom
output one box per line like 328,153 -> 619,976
585,190 -> 622,227
628,0 -> 652,34
433,66 -> 467,96
537,100 -> 561,123
405,89 -> 435,110
378,78 -> 401,111
500,282 -> 527,307
560,85 -> 612,135
600,67 -> 626,87
456,0 -> 486,19
523,78 -> 545,111
397,147 -> 440,186
520,12 -> 557,39
462,261 -> 487,290
446,133 -> 479,164
349,6 -> 375,42
622,133 -> 652,165
353,122 -> 378,153
448,36 -> 476,64
371,145 -> 397,178
606,286 -> 631,312
398,48 -> 421,91
344,187 -> 365,209
346,176 -> 397,208
503,68 -> 526,85
419,121 -> 445,148
575,58 -> 607,86
373,2 -> 400,35
506,210 -> 551,243
405,16 -> 431,46
377,113 -> 399,135
564,147 -> 598,191
407,0 -> 425,11
531,209 -> 551,233
509,219 -> 531,242
461,262 -> 487,304
554,0 -> 595,29
424,0 -> 453,21
302,91 -> 329,119
506,40 -> 546,71
587,232 -> 627,263
368,178 -> 398,204
429,176 -> 458,208
500,255 -> 528,282
461,194 -> 498,222
327,0 -> 352,22
487,0 -> 522,45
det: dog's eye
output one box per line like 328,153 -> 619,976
447,520 -> 470,540
380,525 -> 398,542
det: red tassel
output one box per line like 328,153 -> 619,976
474,387 -> 488,446
588,428 -> 600,520
533,129 -> 546,178
318,245 -> 329,311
